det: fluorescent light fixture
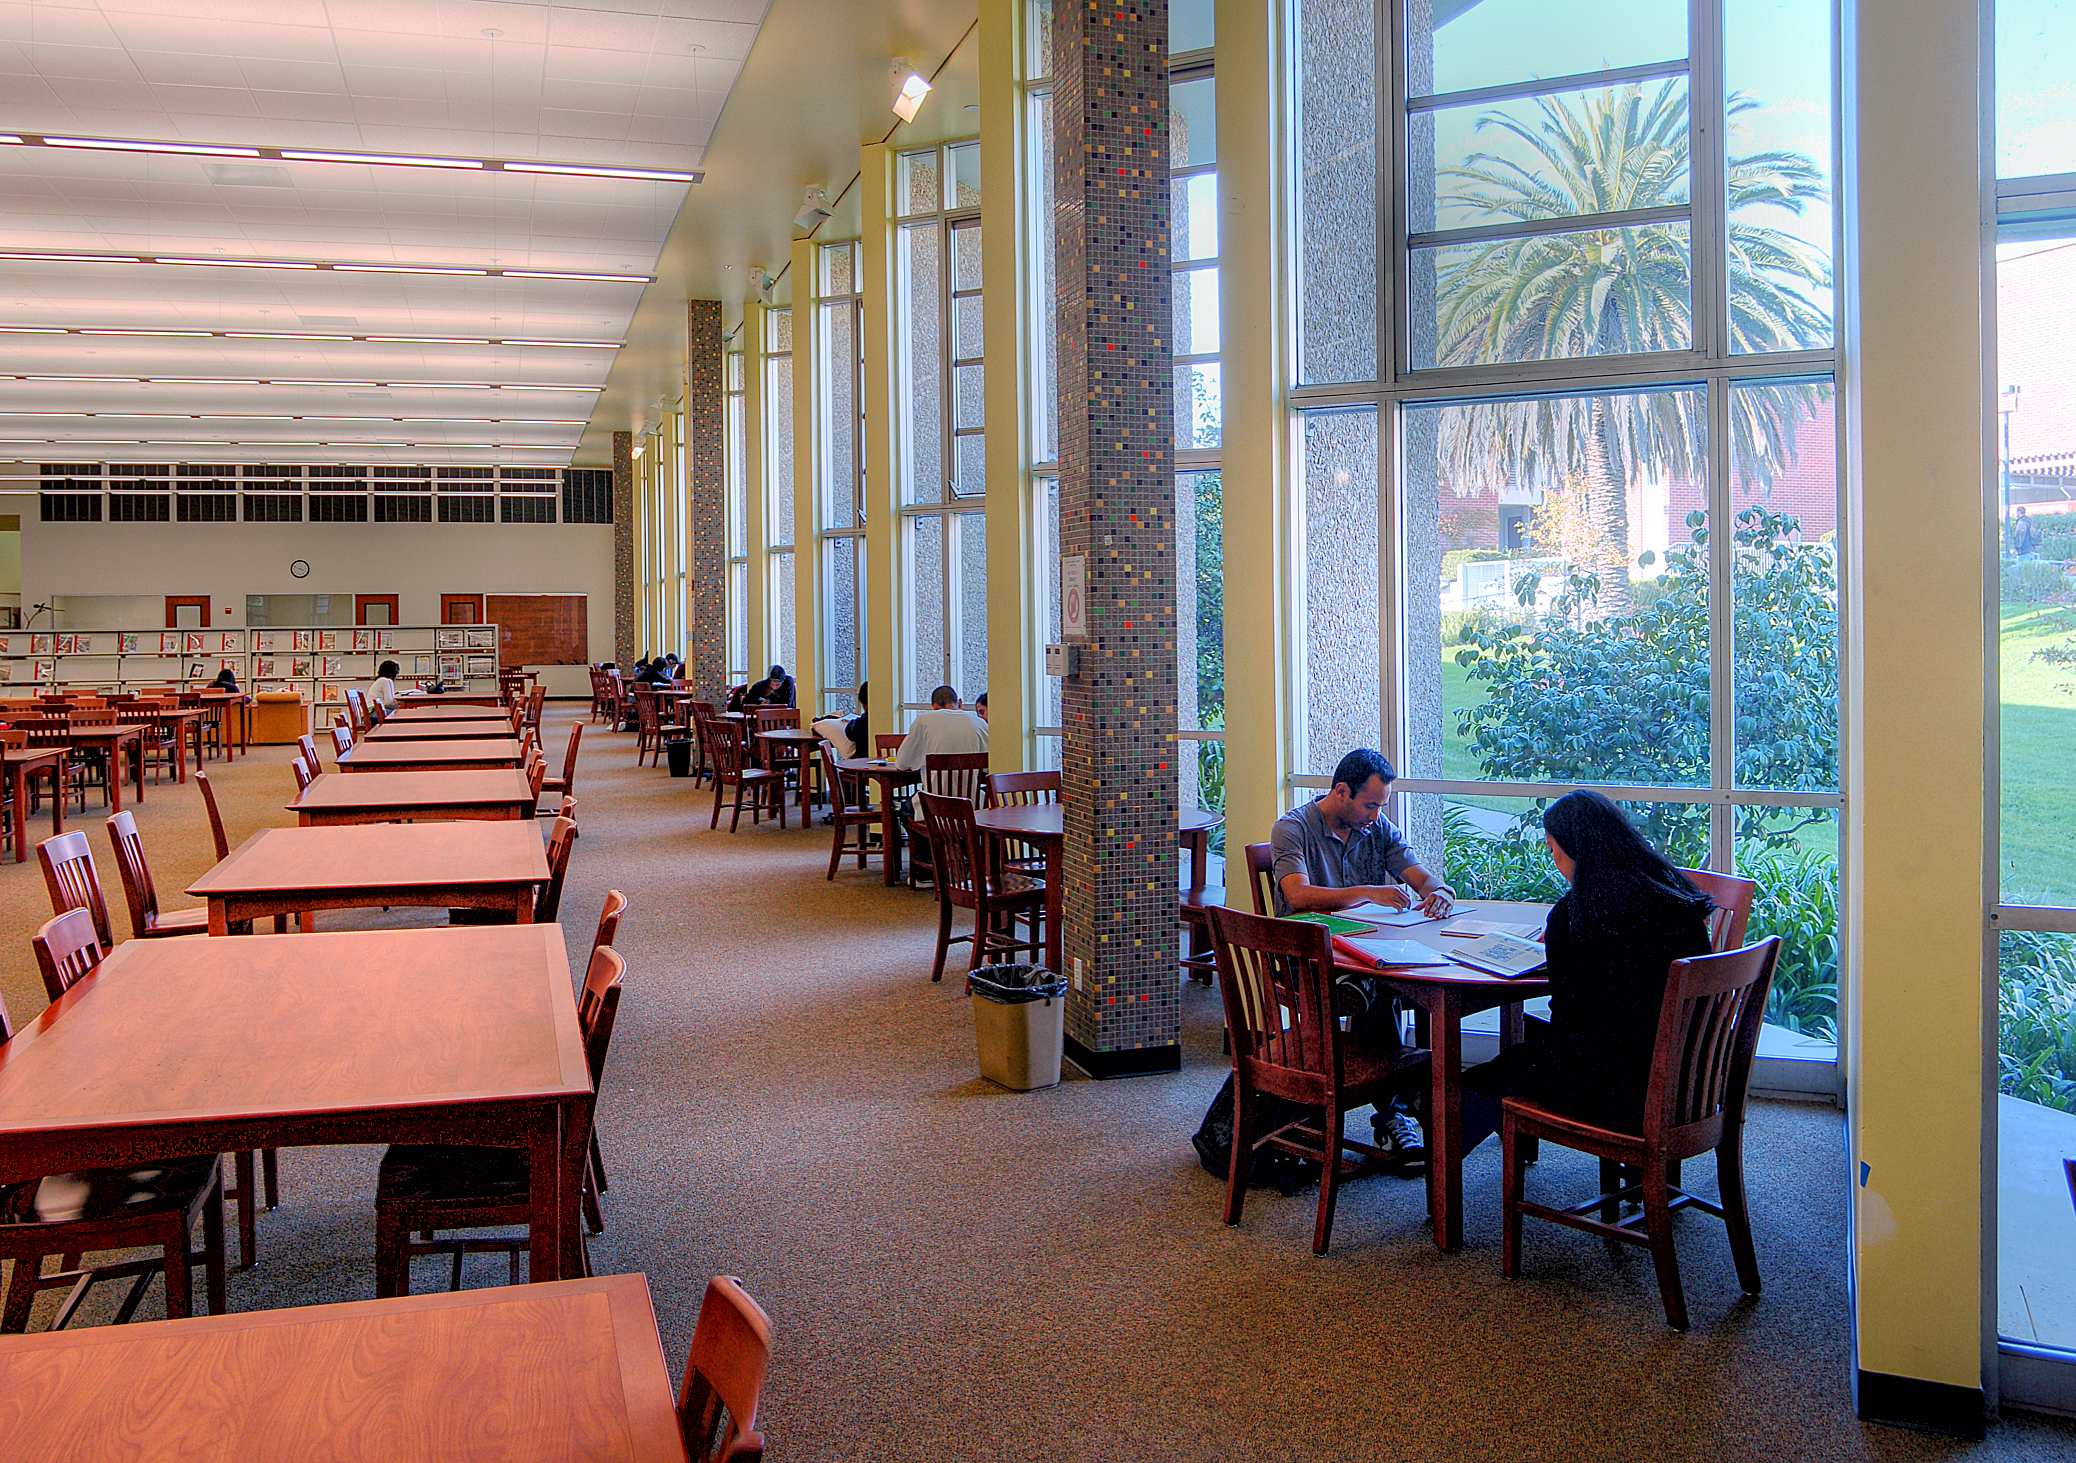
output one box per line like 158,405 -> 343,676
893,70 -> 932,124
280,149 -> 481,169
501,162 -> 699,182
44,136 -> 259,157
1,253 -> 125,264
333,264 -> 490,276
0,325 -> 66,333
79,328 -> 214,337
281,380 -> 382,387
30,374 -> 139,381
221,332 -> 355,341
500,269 -> 652,283
364,336 -> 485,345
154,257 -> 318,270
194,414 -> 294,420
145,377 -> 261,384
502,382 -> 602,391
499,339 -> 620,349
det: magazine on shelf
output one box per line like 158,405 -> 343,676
321,656 -> 344,677
1448,935 -> 1549,979
412,654 -> 435,676
377,630 -> 395,651
1328,935 -> 1455,970
32,660 -> 53,682
436,628 -> 466,650
318,631 -> 339,652
319,682 -> 341,703
465,627 -> 495,651
292,631 -> 312,652
117,633 -> 139,654
220,633 -> 241,654
254,657 -> 276,677
290,657 -> 313,678
0,637 -> 11,655
159,632 -> 179,654
254,632 -> 275,654
465,654 -> 497,677
352,629 -> 373,653
30,635 -> 50,655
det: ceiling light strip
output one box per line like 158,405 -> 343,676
0,252 -> 651,282
2,133 -> 699,183
11,374 -> 601,391
1,325 -> 619,348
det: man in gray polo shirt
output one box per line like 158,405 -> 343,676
1270,747 -> 1455,1166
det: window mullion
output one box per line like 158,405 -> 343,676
1689,0 -> 1728,365
1707,372 -> 1735,872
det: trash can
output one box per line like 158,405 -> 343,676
664,737 -> 694,777
968,964 -> 1068,1091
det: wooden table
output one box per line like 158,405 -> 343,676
0,925 -> 588,1292
187,691 -> 251,759
338,737 -> 524,773
0,1274 -> 689,1461
0,747 -> 64,863
1330,899 -> 1553,1253
366,718 -> 519,742
188,820 -> 550,933
836,757 -> 920,885
64,724 -> 147,811
291,769 -> 537,827
972,804 -> 1224,974
757,727 -> 822,806
387,701 -> 516,722
398,690 -> 504,708
117,707 -> 207,784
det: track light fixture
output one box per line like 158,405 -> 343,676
892,60 -> 932,124
794,185 -> 833,233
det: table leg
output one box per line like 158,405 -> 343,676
9,765 -> 24,864
1427,990 -> 1466,1252
527,1109 -> 566,1283
880,787 -> 902,887
1044,838 -> 1064,976
175,725 -> 189,784
106,744 -> 124,813
209,899 -> 229,937
515,886 -> 534,923
1182,828 -> 1209,894
49,759 -> 63,841
131,737 -> 144,804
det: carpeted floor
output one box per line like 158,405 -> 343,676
3,709 -> 2073,1461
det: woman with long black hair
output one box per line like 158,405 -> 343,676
1462,790 -> 1715,1144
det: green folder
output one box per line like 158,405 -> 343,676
1283,912 -> 1381,935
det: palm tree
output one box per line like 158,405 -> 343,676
1430,81 -> 1830,614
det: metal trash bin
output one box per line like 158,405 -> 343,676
967,964 -> 1067,1091
664,738 -> 694,777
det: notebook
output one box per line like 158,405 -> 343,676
1448,935 -> 1549,979
1336,900 -> 1438,929
1330,935 -> 1456,970
1286,911 -> 1382,936
1438,918 -> 1545,940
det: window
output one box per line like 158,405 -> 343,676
897,139 -> 987,709
765,307 -> 796,675
817,240 -> 868,713
726,340 -> 748,681
1291,0 -> 1840,1064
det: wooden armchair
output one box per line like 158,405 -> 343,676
918,791 -> 1047,985
1501,937 -> 1782,1330
818,740 -> 880,879
1206,905 -> 1432,1255
374,947 -> 624,1296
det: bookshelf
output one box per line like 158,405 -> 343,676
0,624 -> 500,717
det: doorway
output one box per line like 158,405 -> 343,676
355,594 -> 399,627
442,593 -> 483,625
165,596 -> 210,629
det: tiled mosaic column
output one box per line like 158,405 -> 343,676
1053,0 -> 1179,1077
612,429 -> 635,665
687,300 -> 728,705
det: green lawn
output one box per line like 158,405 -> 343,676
2001,603 -> 2076,905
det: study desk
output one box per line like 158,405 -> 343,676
398,689 -> 505,708
756,727 -> 822,805
365,718 -> 519,742
337,737 -> 524,773
0,925 -> 587,1289
386,701 -> 515,722
0,747 -> 64,863
290,768 -> 537,827
0,1275 -> 689,1462
188,820 -> 549,933
62,724 -> 147,811
834,757 -> 920,885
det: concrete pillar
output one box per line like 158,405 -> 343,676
1053,0 -> 1179,1076
688,299 -> 728,705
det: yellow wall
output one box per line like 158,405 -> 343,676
860,144 -> 902,732
792,236 -> 821,711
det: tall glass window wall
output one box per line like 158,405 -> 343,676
897,139 -> 989,712
1992,0 -> 2076,1374
764,307 -> 796,676
726,339 -> 748,682
1293,0 -> 1840,1060
816,241 -> 868,716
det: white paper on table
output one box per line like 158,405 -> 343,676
1438,918 -> 1544,940
1338,900 -> 1438,928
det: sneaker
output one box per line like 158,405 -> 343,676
1373,1111 -> 1428,1170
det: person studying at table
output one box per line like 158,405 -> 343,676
368,660 -> 400,713
1459,789 -> 1714,1149
892,685 -> 987,779
1269,748 -> 1454,1168
811,681 -> 867,759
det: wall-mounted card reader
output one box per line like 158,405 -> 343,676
1044,643 -> 1079,677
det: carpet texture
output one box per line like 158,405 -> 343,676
1,710 -> 2071,1462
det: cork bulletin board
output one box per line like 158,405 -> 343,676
486,594 -> 588,665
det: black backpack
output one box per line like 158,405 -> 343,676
1191,1074 -> 1321,1196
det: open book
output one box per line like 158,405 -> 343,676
1448,935 -> 1549,979
1329,935 -> 1455,969
1438,917 -> 1545,940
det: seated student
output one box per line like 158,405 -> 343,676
208,666 -> 241,694
974,691 -> 987,723
741,664 -> 796,708
368,660 -> 401,713
811,681 -> 867,759
1461,790 -> 1713,1149
892,684 -> 988,775
1269,747 -> 1455,1167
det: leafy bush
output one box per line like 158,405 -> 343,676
2002,558 -> 2071,604
1196,704 -> 1226,858
2000,934 -> 2076,1113
1737,841 -> 1839,1040
1441,807 -> 1567,904
1440,607 -> 1528,646
2038,527 -> 2076,562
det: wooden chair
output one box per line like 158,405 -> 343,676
676,1276 -> 773,1463
682,701 -> 719,785
31,907 -> 104,1001
588,667 -> 609,723
0,981 -> 229,1334
1206,904 -> 1433,1255
818,740 -> 881,879
194,767 -> 231,863
535,816 -> 578,924
630,686 -> 676,766
1675,867 -> 1759,953
524,686 -> 546,735
917,791 -> 1047,985
366,699 -> 387,727
290,755 -> 313,793
904,753 -> 990,890
1501,937 -> 1782,1330
873,733 -> 905,759
107,811 -> 210,939
38,830 -> 114,952
343,688 -> 368,733
329,721 -> 354,760
1242,841 -> 1276,915
708,723 -> 785,832
373,947 -> 624,1296
526,755 -> 547,810
579,890 -> 630,1235
539,723 -> 582,806
297,732 -> 322,774
983,770 -> 1059,877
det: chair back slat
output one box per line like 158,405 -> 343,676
710,722 -> 749,780
1242,842 -> 1276,915
194,768 -> 232,863
983,770 -> 1060,808
1206,905 -> 1342,1099
38,830 -> 114,949
591,890 -> 628,963
559,723 -> 584,786
297,732 -> 321,773
918,792 -> 986,909
1644,938 -> 1781,1143
537,816 -> 579,924
106,810 -> 162,938
818,740 -> 868,815
32,907 -> 105,1001
1674,867 -> 1757,953
873,733 -> 905,759
677,1276 -> 774,1463
922,751 -> 988,805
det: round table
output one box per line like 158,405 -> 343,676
970,803 -> 1224,977
755,728 -> 823,807
834,757 -> 920,884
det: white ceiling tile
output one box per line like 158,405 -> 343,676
235,56 -> 348,92
337,62 -> 448,100
541,76 -> 637,110
320,1 -> 446,41
199,0 -> 337,30
630,83 -> 697,119
545,9 -> 659,52
148,82 -> 265,118
19,41 -> 142,80
196,20 -> 340,64
435,0 -> 553,46
250,89 -> 359,123
625,113 -> 702,146
5,4 -> 125,48
538,44 -> 638,84
346,95 -> 453,129
124,48 -> 247,86
538,108 -> 633,141
650,17 -> 758,62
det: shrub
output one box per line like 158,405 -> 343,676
2000,933 -> 2076,1113
1439,607 -> 1528,646
2002,558 -> 2070,604
2038,527 -> 2076,562
1441,806 -> 1567,903
1736,840 -> 1839,1040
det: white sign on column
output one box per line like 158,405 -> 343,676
1061,555 -> 1087,641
